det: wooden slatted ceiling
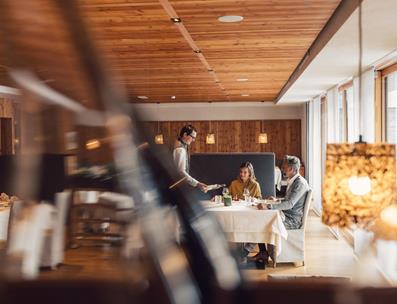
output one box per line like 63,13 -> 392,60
0,0 -> 341,104
79,0 -> 341,103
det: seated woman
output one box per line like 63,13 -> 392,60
229,162 -> 262,200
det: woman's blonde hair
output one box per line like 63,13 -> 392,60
239,161 -> 256,183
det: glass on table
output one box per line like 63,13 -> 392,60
243,188 -> 250,202
222,187 -> 229,196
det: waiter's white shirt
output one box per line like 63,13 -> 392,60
275,166 -> 282,191
173,146 -> 199,187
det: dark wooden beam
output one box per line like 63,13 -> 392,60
275,0 -> 363,103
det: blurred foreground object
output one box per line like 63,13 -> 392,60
322,143 -> 396,228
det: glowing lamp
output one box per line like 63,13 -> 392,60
85,139 -> 101,150
154,134 -> 164,145
206,133 -> 215,145
322,143 -> 396,228
258,133 -> 268,144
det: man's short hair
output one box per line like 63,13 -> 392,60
284,155 -> 301,173
179,124 -> 196,138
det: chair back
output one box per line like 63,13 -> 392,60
301,189 -> 312,231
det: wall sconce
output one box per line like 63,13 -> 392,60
258,133 -> 268,144
322,143 -> 396,229
206,133 -> 215,145
85,139 -> 101,150
154,134 -> 164,145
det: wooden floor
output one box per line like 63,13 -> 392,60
243,210 -> 356,281
39,211 -> 377,283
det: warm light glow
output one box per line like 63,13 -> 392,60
85,139 -> 101,150
374,203 -> 397,241
322,143 -> 396,228
380,205 -> 397,229
206,133 -> 216,144
348,176 -> 372,196
258,133 -> 268,144
154,134 -> 164,145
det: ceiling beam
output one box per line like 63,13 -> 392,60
275,0 -> 363,104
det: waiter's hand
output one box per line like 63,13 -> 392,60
197,182 -> 208,193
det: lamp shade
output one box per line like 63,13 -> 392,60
258,133 -> 268,144
322,143 -> 396,228
206,133 -> 215,145
154,134 -> 164,145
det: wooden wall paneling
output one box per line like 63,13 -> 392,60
217,120 -> 238,152
143,119 -> 302,161
0,97 -> 17,154
0,117 -> 13,154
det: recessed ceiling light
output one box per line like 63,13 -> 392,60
171,95 -> 176,100
241,94 -> 250,97
218,15 -> 244,23
171,17 -> 182,23
137,96 -> 148,100
237,78 -> 249,82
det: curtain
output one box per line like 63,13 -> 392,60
353,68 -> 376,142
307,96 -> 322,213
326,86 -> 339,143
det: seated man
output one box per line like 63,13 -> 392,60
255,155 -> 309,267
229,161 -> 262,200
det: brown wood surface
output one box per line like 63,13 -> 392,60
78,0 -> 340,103
0,117 -> 13,154
144,119 -> 301,160
0,0 -> 340,104
380,62 -> 397,77
0,97 -> 17,154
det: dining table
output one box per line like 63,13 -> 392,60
201,200 -> 288,260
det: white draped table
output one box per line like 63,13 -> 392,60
0,207 -> 11,241
202,201 -> 288,256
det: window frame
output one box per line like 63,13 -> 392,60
380,63 -> 397,143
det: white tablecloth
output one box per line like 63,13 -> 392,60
203,201 -> 288,255
0,207 -> 11,241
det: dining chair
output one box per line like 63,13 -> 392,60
277,189 -> 313,266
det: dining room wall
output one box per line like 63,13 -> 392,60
143,119 -> 302,162
138,102 -> 306,164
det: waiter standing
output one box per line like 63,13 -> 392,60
173,124 -> 207,192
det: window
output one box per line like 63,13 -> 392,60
384,71 -> 397,145
337,81 -> 355,142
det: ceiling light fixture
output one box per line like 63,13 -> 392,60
137,96 -> 148,100
218,15 -> 244,23
241,94 -> 250,97
237,78 -> 249,82
171,95 -> 176,100
171,17 -> 182,23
